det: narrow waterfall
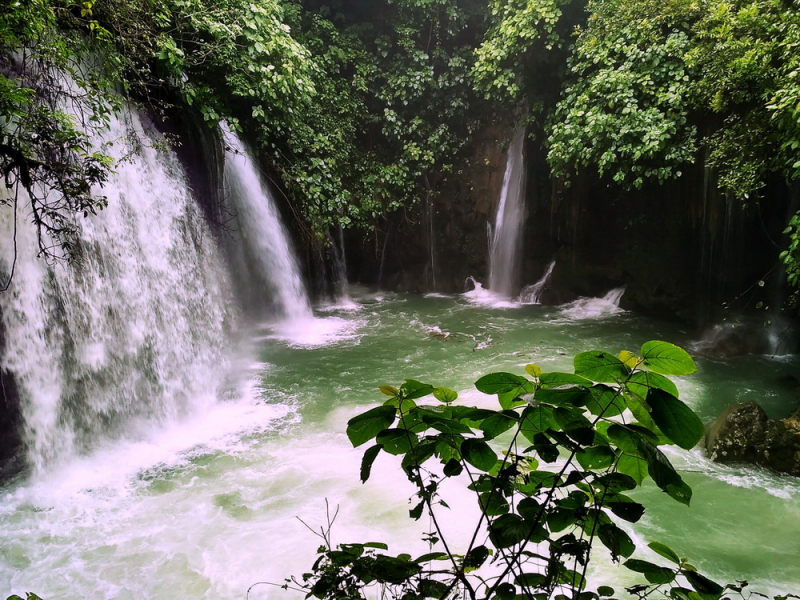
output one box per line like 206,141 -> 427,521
331,225 -> 352,303
488,128 -> 527,298
0,110 -> 236,472
519,260 -> 556,304
220,126 -> 312,321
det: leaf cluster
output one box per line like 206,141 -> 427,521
295,341 -> 739,600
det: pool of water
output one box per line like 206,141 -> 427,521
2,292 -> 799,598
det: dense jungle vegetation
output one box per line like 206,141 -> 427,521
2,0 -> 800,284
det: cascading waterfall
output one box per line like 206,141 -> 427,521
519,260 -> 556,304
488,128 -> 527,298
0,110 -> 236,472
331,225 -> 352,303
220,125 -> 312,321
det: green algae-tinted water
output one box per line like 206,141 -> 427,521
2,292 -> 799,598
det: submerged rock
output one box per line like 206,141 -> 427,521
705,402 -> 800,476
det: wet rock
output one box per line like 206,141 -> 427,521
705,402 -> 800,476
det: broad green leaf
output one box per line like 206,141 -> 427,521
525,364 -> 542,377
535,385 -> 592,407
363,542 -> 389,550
624,559 -> 676,584
539,372 -> 592,387
347,406 -> 397,447
574,351 -> 630,382
647,389 -> 704,450
627,371 -> 679,399
517,496 -> 543,522
515,572 -> 547,587
443,458 -> 463,477
372,554 -> 422,583
360,445 -> 381,483
463,545 -> 490,570
379,385 -> 399,397
498,388 -> 531,410
684,571 -> 724,598
494,582 -> 516,600
529,432 -> 560,463
607,498 -> 645,522
594,472 -> 638,493
475,372 -> 530,395
401,379 -> 435,400
633,435 -> 692,505
624,393 -> 657,430
376,428 -> 416,455
401,440 -> 438,473
619,350 -> 640,369
640,341 -> 697,376
648,541 -> 681,564
479,491 -> 510,516
488,513 -> 528,548
547,508 -> 578,532
433,387 -> 458,403
480,410 -> 519,440
598,586 -> 615,597
616,453 -> 649,485
576,445 -> 616,470
417,409 -> 474,434
414,552 -> 450,563
520,405 -> 556,442
419,579 -> 449,599
585,384 -> 626,417
462,438 -> 498,471
598,523 -> 635,559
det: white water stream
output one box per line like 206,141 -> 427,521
220,125 -> 312,321
0,110 -> 236,473
488,128 -> 527,298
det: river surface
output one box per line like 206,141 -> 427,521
2,291 -> 799,599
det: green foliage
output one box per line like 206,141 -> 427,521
547,0 -> 800,199
292,341 -> 730,599
0,0 -> 118,270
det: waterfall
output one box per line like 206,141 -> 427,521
488,128 -> 527,298
519,260 -> 556,304
425,192 -> 437,292
220,125 -> 312,321
0,110 -> 236,473
331,225 -> 352,303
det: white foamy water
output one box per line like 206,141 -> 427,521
519,260 -> 556,304
0,110 -> 236,472
221,124 -> 312,321
463,277 -> 521,308
559,286 -> 627,319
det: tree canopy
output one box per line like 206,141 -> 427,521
3,0 -> 800,285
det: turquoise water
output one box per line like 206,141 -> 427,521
1,292 -> 799,598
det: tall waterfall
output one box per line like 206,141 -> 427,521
488,128 -> 527,298
0,111 -> 236,473
220,126 -> 312,320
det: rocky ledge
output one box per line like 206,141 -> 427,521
704,402 -> 800,477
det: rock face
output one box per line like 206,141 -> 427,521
705,402 -> 800,476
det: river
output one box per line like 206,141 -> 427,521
2,290 -> 799,599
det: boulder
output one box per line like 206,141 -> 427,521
705,402 -> 800,477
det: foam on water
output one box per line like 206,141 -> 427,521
463,277 -> 521,308
559,286 -> 627,319
266,315 -> 365,348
